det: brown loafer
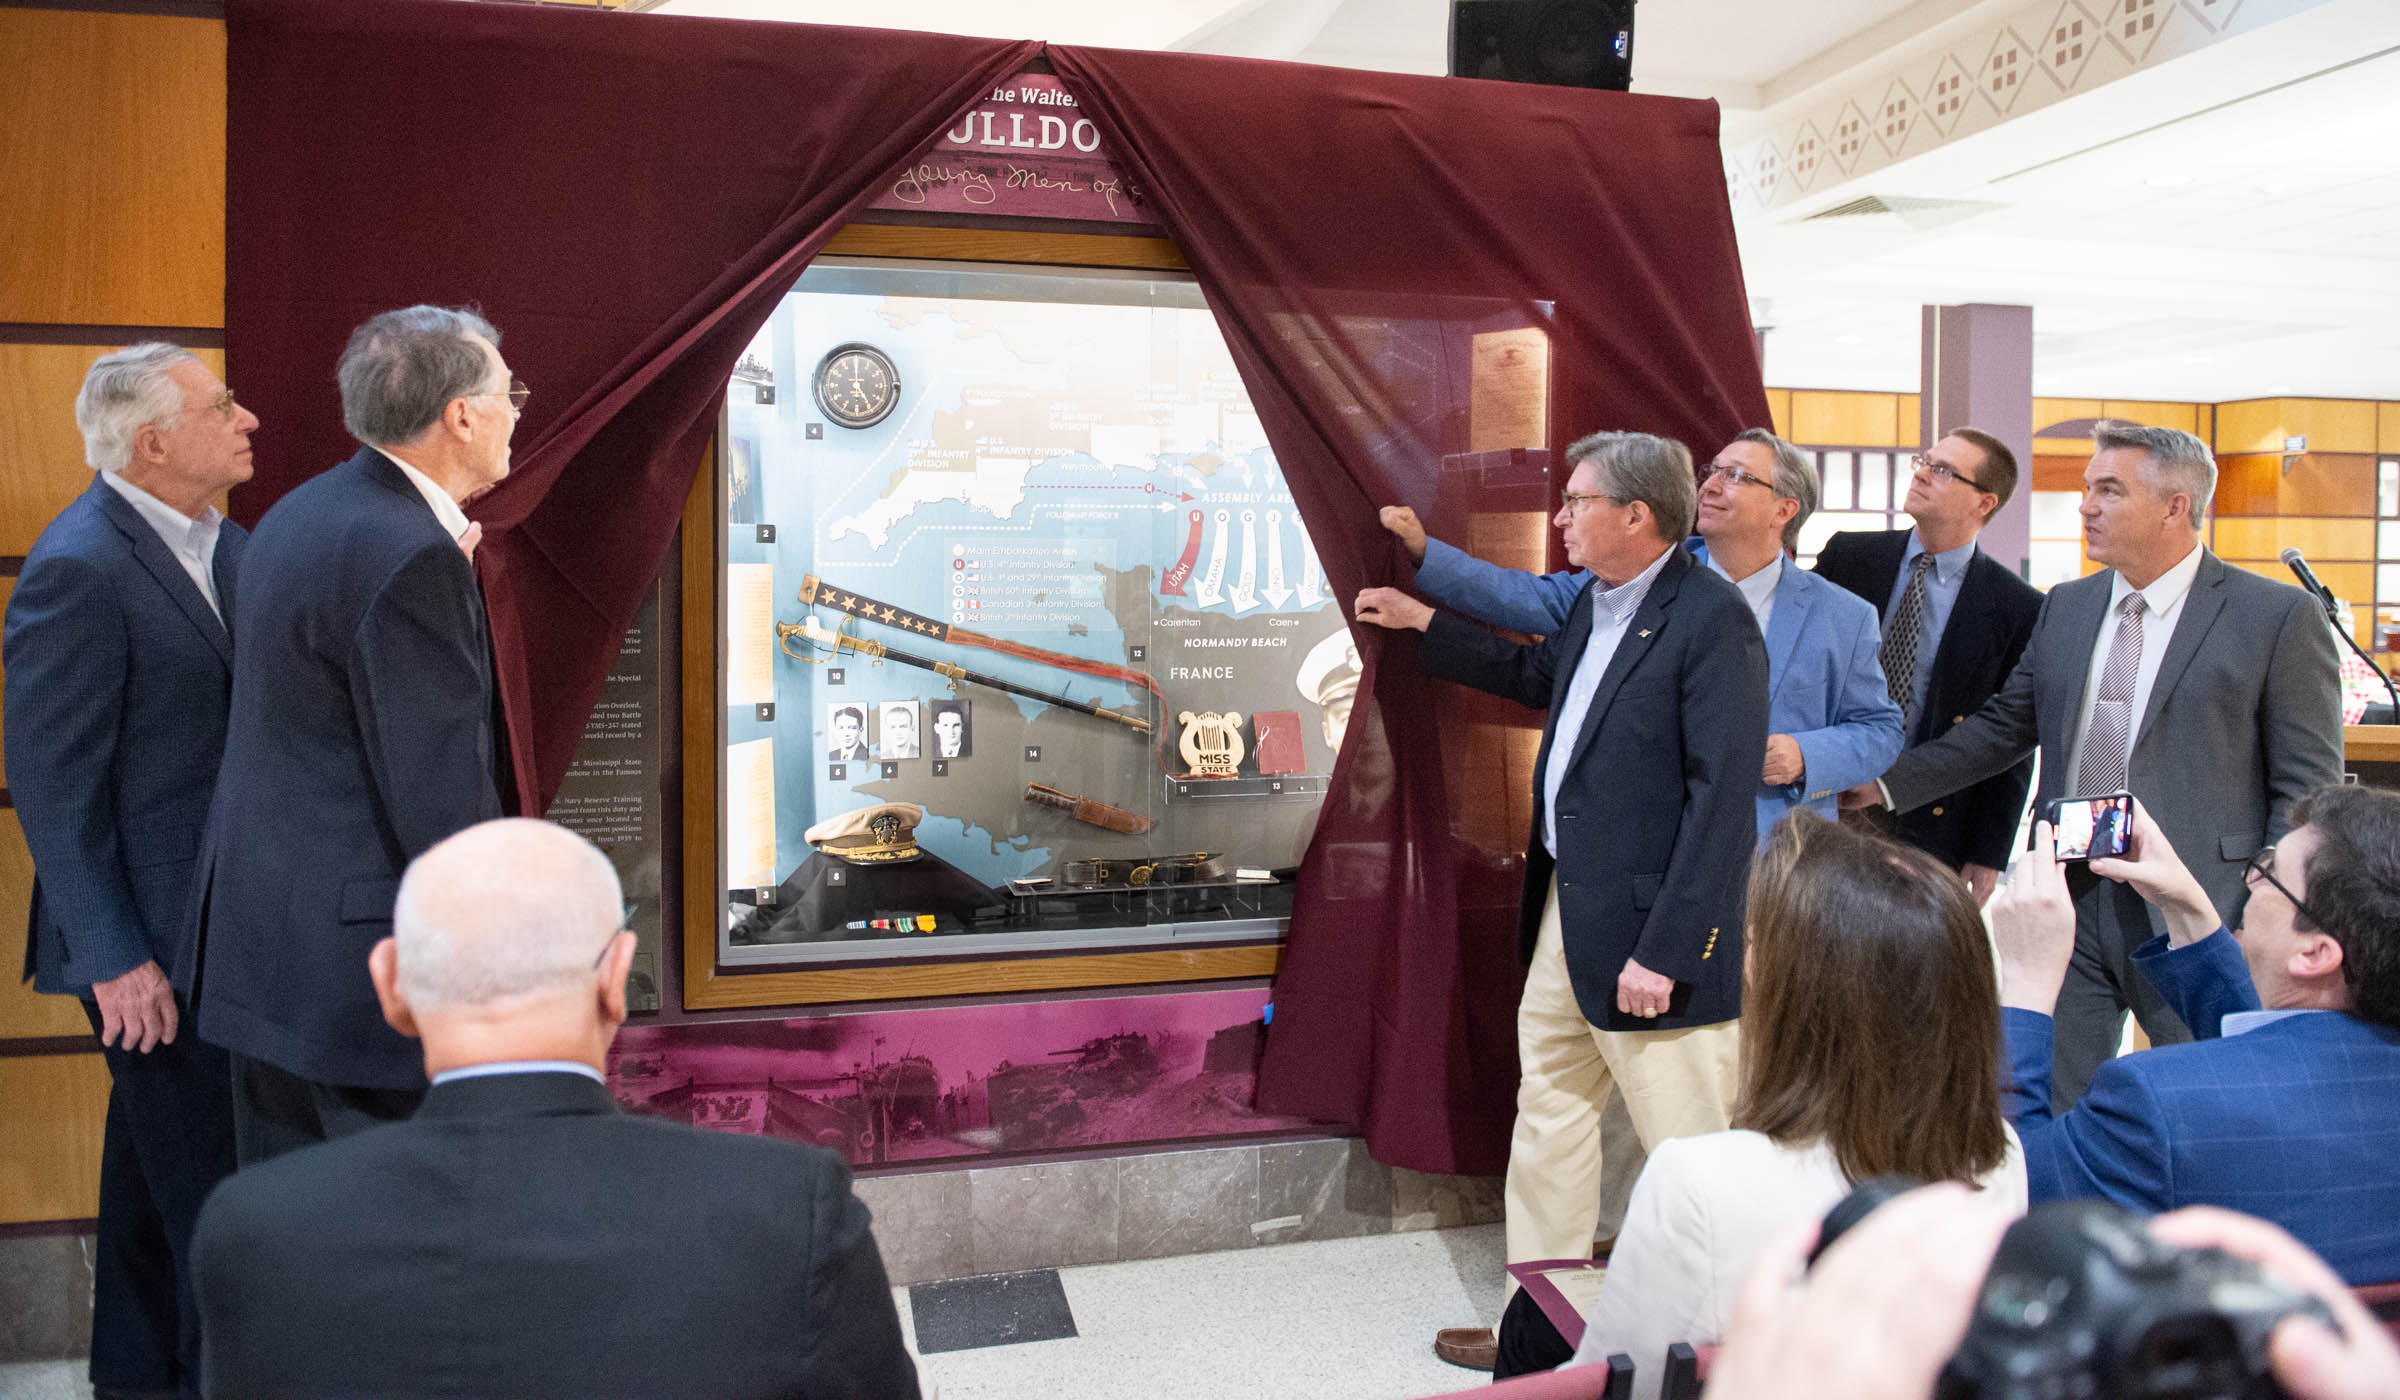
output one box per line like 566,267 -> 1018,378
1434,1325 -> 1498,1371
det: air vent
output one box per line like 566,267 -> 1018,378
1796,194 -> 2005,229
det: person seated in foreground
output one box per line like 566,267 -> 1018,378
1701,1185 -> 2400,1400
1494,813 -> 2028,1387
1987,785 -> 2400,1285
191,818 -> 922,1400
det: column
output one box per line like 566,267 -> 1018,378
1921,304 -> 2034,576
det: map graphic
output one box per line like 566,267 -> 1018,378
724,274 -> 1348,901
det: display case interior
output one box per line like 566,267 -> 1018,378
718,261 -> 1353,964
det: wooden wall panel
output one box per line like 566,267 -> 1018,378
1790,391 -> 1904,446
2381,403 -> 2400,455
2213,453 -> 2282,518
2101,400 -> 2202,435
0,10 -> 225,328
0,1053 -> 108,1224
2211,452 -> 2376,519
2224,557 -> 2371,598
2033,454 -> 2087,492
1764,388 -> 1792,441
2033,398 -> 2104,433
2217,400 -> 2285,455
0,344 -> 227,557
1898,393 -> 1921,445
2279,453 -> 2378,518
0,814 -> 91,1041
2212,517 -> 2373,562
2283,400 -> 2379,455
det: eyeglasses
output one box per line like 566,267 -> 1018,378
1560,491 -> 1624,516
467,378 -> 532,412
1911,453 -> 1991,492
2244,844 -> 2325,930
1703,463 -> 1780,493
199,388 -> 242,420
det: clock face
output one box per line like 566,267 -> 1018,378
813,343 -> 900,429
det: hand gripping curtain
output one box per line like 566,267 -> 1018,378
226,0 -> 1039,810
1047,45 -> 1769,1173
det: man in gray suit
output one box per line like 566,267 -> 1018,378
1847,421 -> 2341,1108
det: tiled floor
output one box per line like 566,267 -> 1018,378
909,1223 -> 1507,1399
0,1223 -> 1505,1400
0,1361 -> 90,1400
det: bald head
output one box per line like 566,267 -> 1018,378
391,819 -> 622,1014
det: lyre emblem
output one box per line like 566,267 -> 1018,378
1177,710 -> 1246,779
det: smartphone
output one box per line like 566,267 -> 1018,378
2044,791 -> 2132,862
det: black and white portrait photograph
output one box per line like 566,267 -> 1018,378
826,703 -> 869,761
930,698 -> 971,758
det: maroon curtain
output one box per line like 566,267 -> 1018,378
226,3 -> 1765,1176
1050,47 -> 1769,1174
225,0 -> 1038,810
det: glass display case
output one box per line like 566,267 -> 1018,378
716,260 -> 1350,965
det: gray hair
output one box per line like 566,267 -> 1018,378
338,305 -> 502,447
1564,431 -> 1696,542
1733,428 -> 1818,554
76,342 -> 202,473
392,818 -> 622,1013
2094,420 -> 2215,528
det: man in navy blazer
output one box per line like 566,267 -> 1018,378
1357,431 -> 1768,1369
194,305 -> 515,1161
194,819 -> 921,1399
1812,428 -> 2043,900
5,343 -> 252,1397
1383,428 -> 1901,843
1990,789 -> 2400,1285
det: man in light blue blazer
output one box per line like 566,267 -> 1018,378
1990,788 -> 2400,1286
1386,429 -> 1901,840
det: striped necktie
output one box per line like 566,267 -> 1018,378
1880,551 -> 1936,718
2075,592 -> 2147,794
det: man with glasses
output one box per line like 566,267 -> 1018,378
1848,422 -> 2341,1111
1358,431 -> 1768,1370
6,343 -> 252,1398
1988,788 -> 2400,1284
1380,428 -> 1900,842
1813,429 -> 2042,903
192,819 -> 924,1398
195,305 -> 521,1161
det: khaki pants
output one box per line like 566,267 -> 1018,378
1504,880 -> 1742,1273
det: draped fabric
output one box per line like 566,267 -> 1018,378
225,0 -> 1038,810
1047,46 -> 1768,1173
225,0 -> 1766,1174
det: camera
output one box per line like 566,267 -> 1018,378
1818,1179 -> 2336,1399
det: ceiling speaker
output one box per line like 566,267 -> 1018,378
1450,0 -> 1636,92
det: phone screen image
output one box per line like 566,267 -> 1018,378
2052,792 -> 2132,861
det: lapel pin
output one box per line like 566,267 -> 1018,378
1637,628 -> 1652,638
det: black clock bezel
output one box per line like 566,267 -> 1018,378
812,342 -> 901,430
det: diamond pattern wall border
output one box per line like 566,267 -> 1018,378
1720,0 -> 2317,216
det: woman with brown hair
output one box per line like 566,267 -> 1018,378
1549,812 -> 2026,1393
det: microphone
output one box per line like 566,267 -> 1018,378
2282,548 -> 2339,619
2286,548 -> 2400,724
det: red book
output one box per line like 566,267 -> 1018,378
1251,710 -> 1305,775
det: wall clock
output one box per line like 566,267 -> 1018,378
812,342 -> 901,429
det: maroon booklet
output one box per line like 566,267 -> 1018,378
1251,710 -> 1306,775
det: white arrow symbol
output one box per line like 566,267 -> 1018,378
1229,509 -> 1260,614
1297,532 -> 1324,606
1261,509 -> 1293,608
1194,509 -> 1230,606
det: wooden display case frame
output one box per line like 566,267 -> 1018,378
678,224 -> 1286,1011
